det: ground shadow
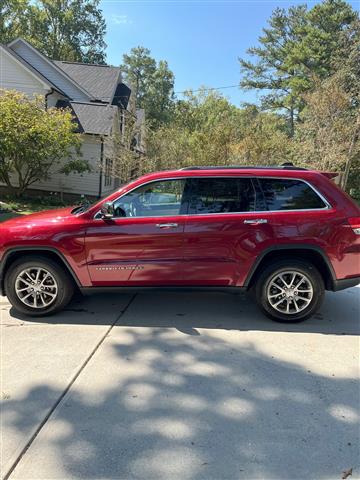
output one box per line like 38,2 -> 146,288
9,286 -> 360,336
2,327 -> 359,479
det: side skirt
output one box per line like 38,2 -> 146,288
80,286 -> 247,296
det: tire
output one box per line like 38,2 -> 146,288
5,255 -> 75,317
255,258 -> 325,323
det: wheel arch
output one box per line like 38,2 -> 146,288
244,245 -> 336,291
0,247 -> 81,296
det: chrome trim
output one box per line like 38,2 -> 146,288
93,176 -> 332,220
244,219 -> 268,224
156,223 -> 179,228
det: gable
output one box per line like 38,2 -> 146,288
0,46 -> 49,96
8,39 -> 91,101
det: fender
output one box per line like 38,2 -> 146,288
0,246 -> 82,296
243,244 -> 337,290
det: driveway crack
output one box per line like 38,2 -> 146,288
3,294 -> 137,480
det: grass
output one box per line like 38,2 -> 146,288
0,211 -> 20,222
0,195 -> 76,222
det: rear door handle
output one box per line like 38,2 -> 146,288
244,219 -> 268,225
156,223 -> 179,228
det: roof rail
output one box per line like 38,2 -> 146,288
180,165 -> 308,171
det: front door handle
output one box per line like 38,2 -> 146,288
156,223 -> 179,228
244,219 -> 268,225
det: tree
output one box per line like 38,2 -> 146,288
145,90 -> 291,171
0,0 -> 107,63
230,106 -> 292,165
239,0 -> 358,135
121,46 -> 175,127
146,90 -> 242,169
0,0 -> 29,44
111,108 -> 150,183
292,76 -> 360,190
331,19 -> 360,107
0,90 -> 89,196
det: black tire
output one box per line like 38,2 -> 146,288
255,258 -> 325,323
5,255 -> 74,317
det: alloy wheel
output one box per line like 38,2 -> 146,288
266,270 -> 313,315
15,267 -> 58,309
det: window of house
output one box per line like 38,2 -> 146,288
104,158 -> 113,187
258,178 -> 327,210
188,178 -> 256,214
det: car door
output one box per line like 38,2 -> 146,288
85,178 -> 189,286
182,176 -> 276,286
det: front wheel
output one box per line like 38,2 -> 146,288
255,259 -> 325,322
5,256 -> 74,316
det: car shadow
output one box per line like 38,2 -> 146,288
8,286 -> 360,336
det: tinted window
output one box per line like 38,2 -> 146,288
258,179 -> 326,210
113,179 -> 186,217
188,178 -> 256,214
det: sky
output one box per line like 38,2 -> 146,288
101,0 -> 359,106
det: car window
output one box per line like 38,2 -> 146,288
188,178 -> 256,214
112,179 -> 186,217
258,178 -> 327,210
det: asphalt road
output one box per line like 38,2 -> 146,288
1,287 -> 359,480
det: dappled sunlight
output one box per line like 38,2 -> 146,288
328,404 -> 360,424
3,326 -> 359,479
218,397 -> 255,418
132,417 -> 194,440
130,447 -> 206,480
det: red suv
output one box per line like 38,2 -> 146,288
1,166 -> 359,322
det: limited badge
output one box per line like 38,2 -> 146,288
95,265 -> 144,271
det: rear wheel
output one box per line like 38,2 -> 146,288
255,259 -> 324,322
5,256 -> 74,316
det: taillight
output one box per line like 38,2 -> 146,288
348,217 -> 360,235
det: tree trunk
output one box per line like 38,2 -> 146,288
342,117 -> 360,190
289,104 -> 295,138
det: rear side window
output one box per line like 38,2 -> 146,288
258,179 -> 327,210
188,178 -> 256,214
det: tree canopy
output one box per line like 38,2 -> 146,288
239,0 -> 358,135
1,0 -> 359,195
0,90 -> 89,196
121,46 -> 175,127
0,0 -> 107,63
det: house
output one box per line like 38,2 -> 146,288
0,37 -> 143,199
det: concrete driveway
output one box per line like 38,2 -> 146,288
1,287 -> 359,480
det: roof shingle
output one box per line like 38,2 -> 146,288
56,100 -> 116,135
54,61 -> 120,103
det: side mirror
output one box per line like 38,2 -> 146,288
100,202 -> 114,219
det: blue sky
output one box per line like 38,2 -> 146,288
101,0 -> 359,106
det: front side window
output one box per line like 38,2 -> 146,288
113,179 -> 186,217
258,178 -> 327,211
188,178 -> 256,214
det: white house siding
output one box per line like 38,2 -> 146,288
31,136 -> 103,196
0,136 -> 106,197
10,41 -> 89,101
0,48 -> 48,96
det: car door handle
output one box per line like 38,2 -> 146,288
156,223 -> 179,228
243,219 -> 268,225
